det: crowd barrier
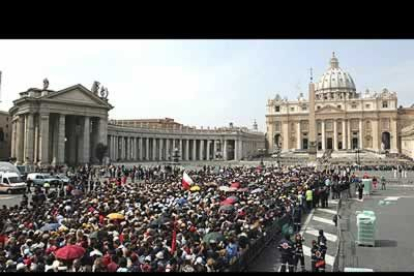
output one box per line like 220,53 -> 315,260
226,214 -> 292,272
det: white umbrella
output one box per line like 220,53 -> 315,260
218,186 -> 230,192
251,188 -> 264,194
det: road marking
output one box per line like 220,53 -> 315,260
0,196 -> 15,200
384,196 -> 400,201
312,216 -> 335,226
303,245 -> 334,266
305,228 -> 338,242
317,208 -> 337,215
299,209 -> 315,236
328,199 -> 338,205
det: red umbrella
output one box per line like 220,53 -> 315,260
231,182 -> 240,188
54,245 -> 86,260
225,197 -> 237,204
220,199 -> 234,205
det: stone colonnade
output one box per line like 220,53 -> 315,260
107,126 -> 265,162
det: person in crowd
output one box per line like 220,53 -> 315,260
293,233 -> 305,272
277,234 -> 295,272
317,229 -> 327,261
381,175 -> 386,190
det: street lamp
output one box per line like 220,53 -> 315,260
258,149 -> 266,167
172,147 -> 180,164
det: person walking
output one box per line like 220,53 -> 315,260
26,178 -> 32,194
317,229 -> 327,261
311,240 -> 323,272
381,176 -> 386,190
357,181 -> 364,200
305,188 -> 313,213
293,206 -> 302,233
293,233 -> 306,272
277,234 -> 295,272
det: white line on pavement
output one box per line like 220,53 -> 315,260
0,196 -> 15,200
305,228 -> 338,242
316,208 -> 337,215
312,216 -> 335,226
300,209 -> 315,236
384,196 -> 400,201
328,199 -> 338,205
303,245 -> 335,266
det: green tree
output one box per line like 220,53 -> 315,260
95,143 -> 108,164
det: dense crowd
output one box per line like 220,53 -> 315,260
0,163 -> 358,272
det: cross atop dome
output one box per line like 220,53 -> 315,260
330,51 -> 339,69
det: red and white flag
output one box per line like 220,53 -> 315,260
182,171 -> 194,190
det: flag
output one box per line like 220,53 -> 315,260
170,219 -> 177,255
182,171 -> 193,190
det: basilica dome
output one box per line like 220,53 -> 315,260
315,53 -> 356,98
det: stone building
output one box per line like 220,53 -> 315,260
9,83 -> 265,166
266,53 -> 414,155
0,111 -> 11,160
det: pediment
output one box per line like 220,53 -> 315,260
316,104 -> 343,114
44,84 -> 112,109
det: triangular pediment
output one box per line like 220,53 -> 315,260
316,104 -> 343,114
44,84 -> 112,109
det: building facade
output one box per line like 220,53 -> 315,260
9,83 -> 265,166
0,111 -> 11,160
266,53 -> 413,155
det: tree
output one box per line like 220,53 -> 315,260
95,143 -> 108,164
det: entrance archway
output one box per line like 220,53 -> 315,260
352,138 -> 358,149
326,138 -> 333,150
274,134 -> 282,149
382,132 -> 391,150
302,138 -> 308,150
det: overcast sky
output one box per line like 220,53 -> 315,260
0,39 -> 414,131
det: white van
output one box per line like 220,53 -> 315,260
0,172 -> 26,194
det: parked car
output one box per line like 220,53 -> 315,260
55,174 -> 70,185
0,172 -> 26,194
26,173 -> 61,187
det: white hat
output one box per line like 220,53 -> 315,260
16,263 -> 26,271
145,255 -> 152,262
155,251 -> 164,259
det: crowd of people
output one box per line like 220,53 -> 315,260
0,163 -> 360,272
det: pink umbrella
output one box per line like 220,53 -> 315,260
220,199 -> 234,205
231,182 -> 240,188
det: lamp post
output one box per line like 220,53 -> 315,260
258,148 -> 266,167
172,147 -> 180,164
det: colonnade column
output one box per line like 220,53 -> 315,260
26,114 -> 35,164
321,121 -> 326,151
83,117 -> 91,164
199,140 -> 204,160
159,138 -> 164,161
206,140 -> 211,161
342,120 -> 346,150
39,114 -> 50,165
139,137 -> 143,160
347,120 -> 351,150
359,120 -> 363,149
213,140 -> 217,160
297,121 -> 301,150
16,116 -> 24,164
223,139 -> 227,160
192,139 -> 196,161
57,114 -> 66,165
333,120 -> 338,151
179,139 -> 183,161
185,139 -> 189,161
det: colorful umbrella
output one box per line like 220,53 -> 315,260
54,245 -> 86,260
228,187 -> 238,192
219,205 -> 235,212
203,232 -> 224,244
218,186 -> 230,192
231,182 -> 240,188
107,213 -> 125,220
227,196 -> 238,203
251,188 -> 264,194
190,185 -> 201,192
220,199 -> 233,205
39,223 -> 60,232
71,189 -> 83,196
237,188 -> 249,192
